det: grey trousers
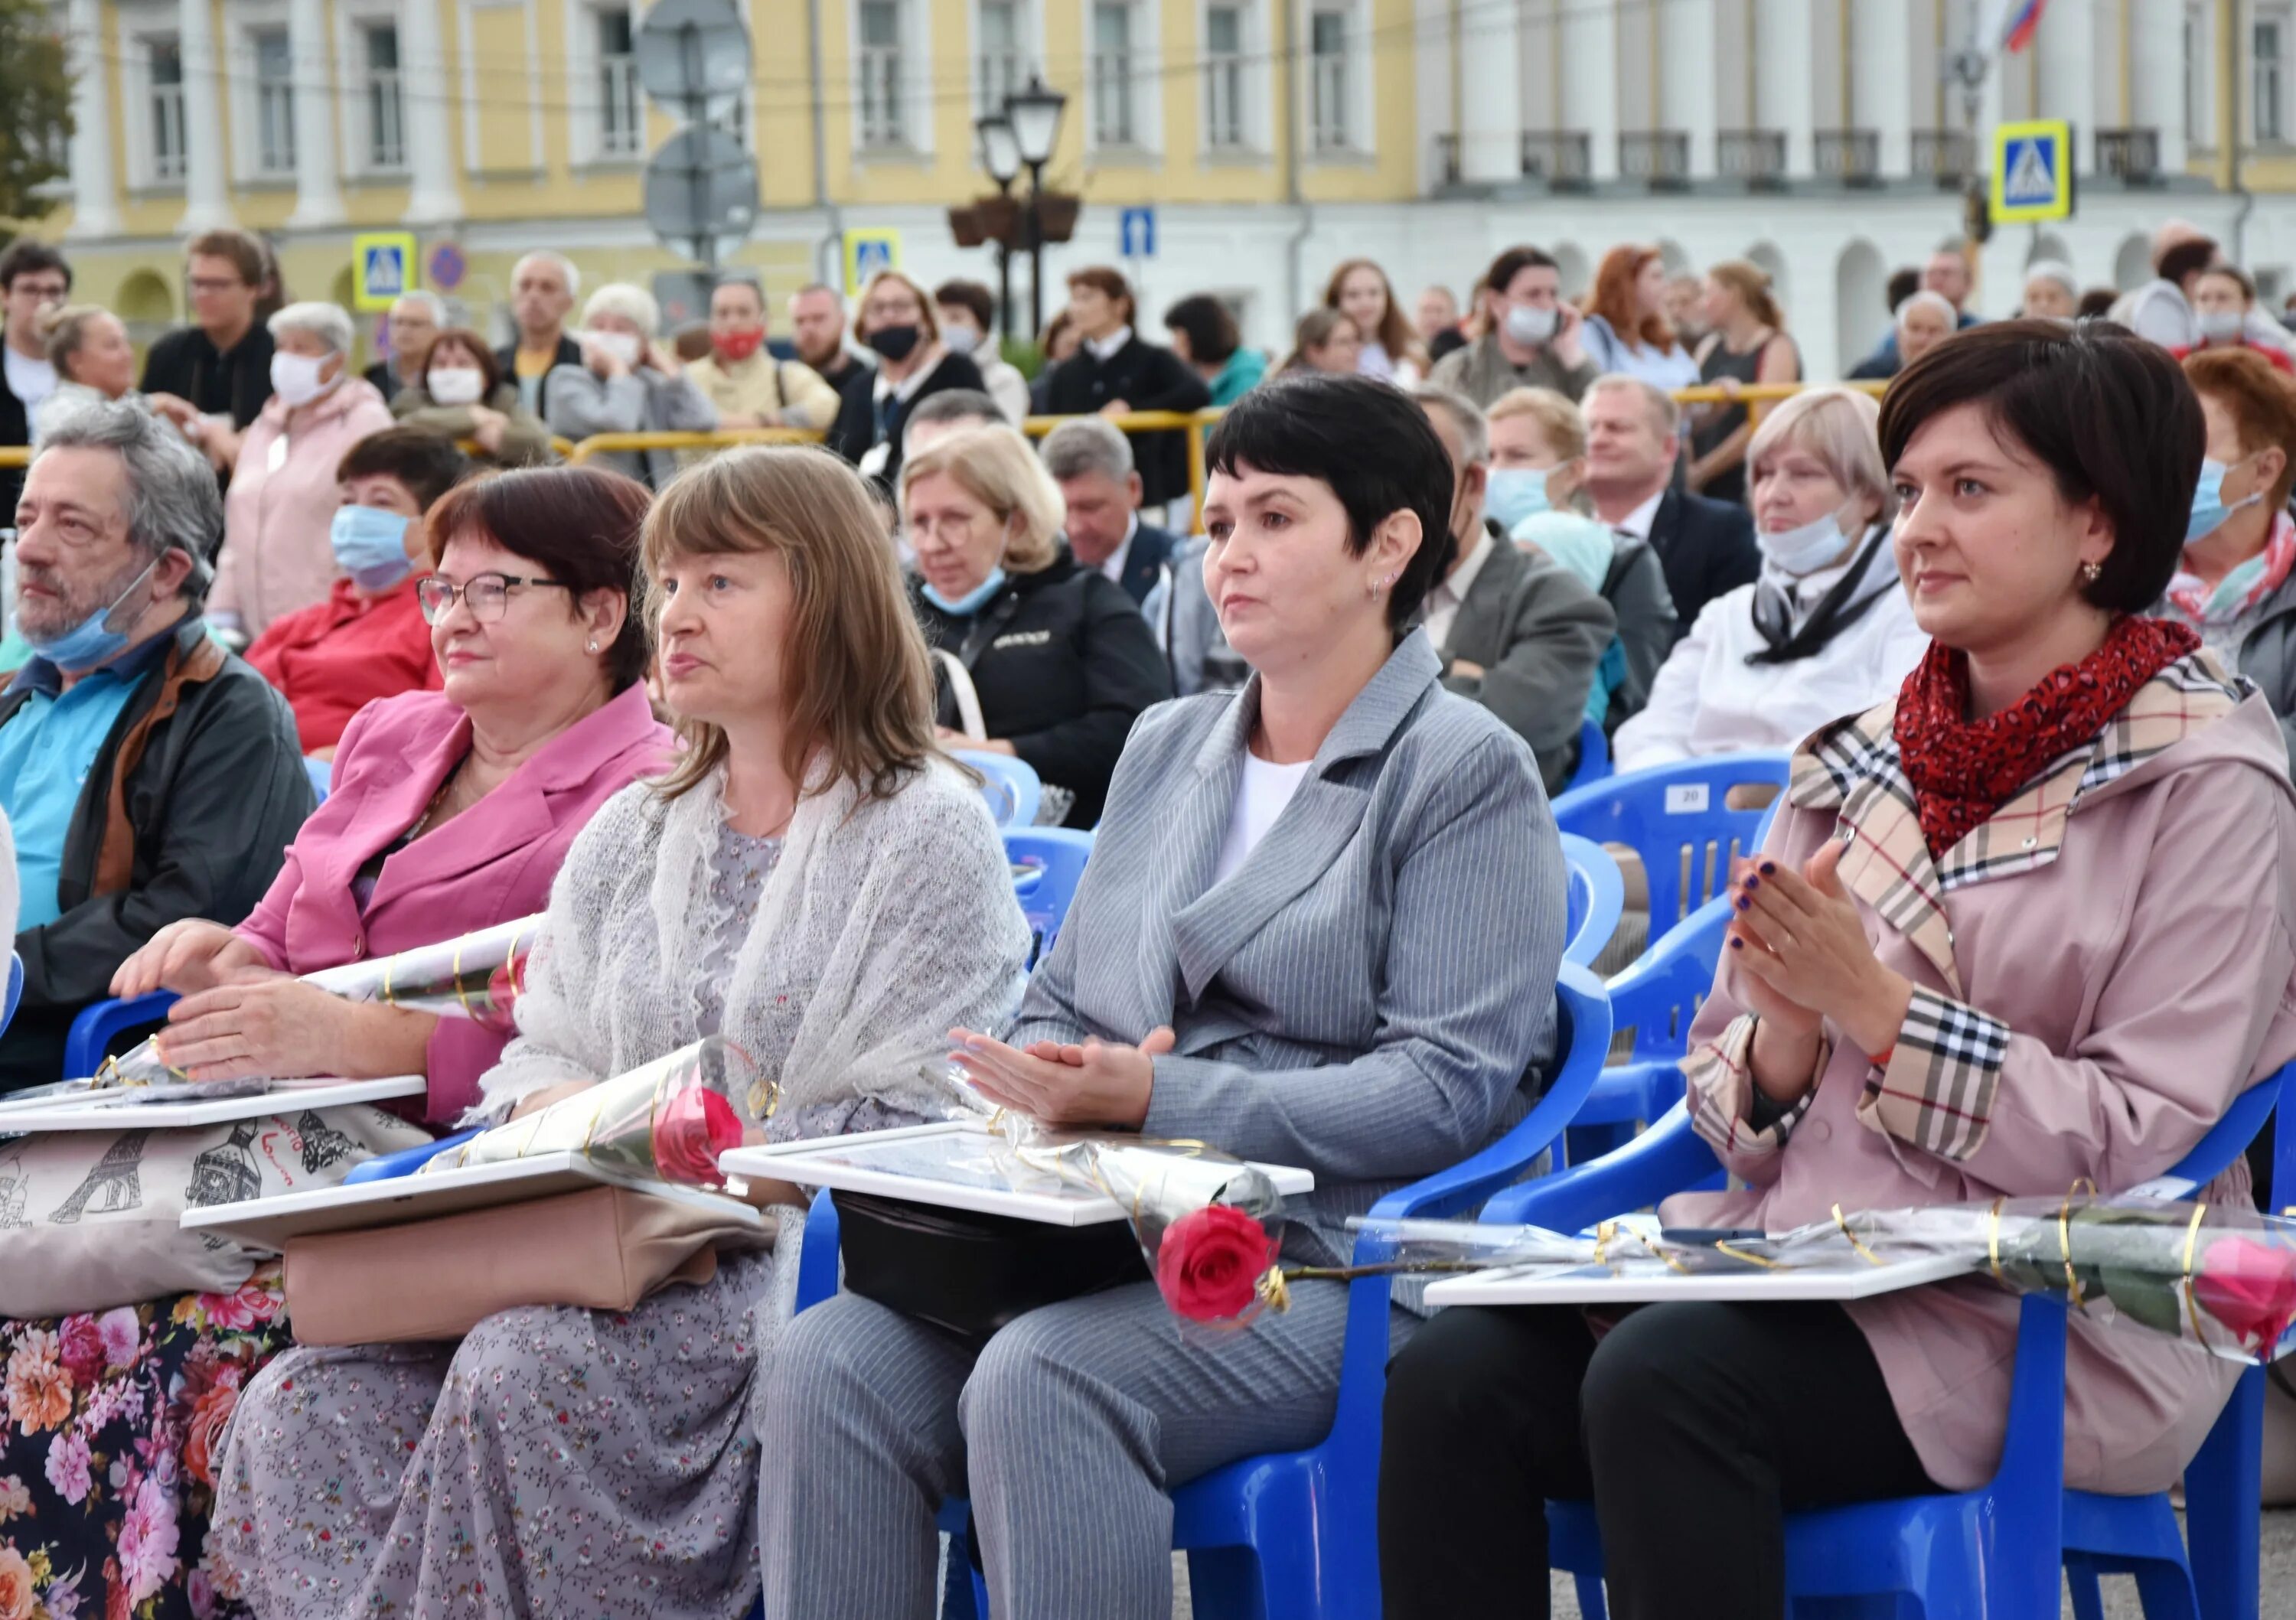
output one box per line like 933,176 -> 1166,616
755,1278 -> 1396,1620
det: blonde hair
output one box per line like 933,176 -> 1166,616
853,271 -> 940,344
899,425 -> 1065,575
1707,259 -> 1784,330
1746,386 -> 1893,526
641,446 -> 938,804
1486,386 -> 1587,460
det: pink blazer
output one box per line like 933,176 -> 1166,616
234,683 -> 673,1122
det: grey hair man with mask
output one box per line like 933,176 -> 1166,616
0,399 -> 311,1087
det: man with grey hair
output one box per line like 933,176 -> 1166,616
1039,416 -> 1176,603
364,289 -> 445,399
1583,373 -> 1756,634
0,399 -> 311,1086
496,249 -> 583,418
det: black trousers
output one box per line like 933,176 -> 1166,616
1378,1300 -> 1936,1619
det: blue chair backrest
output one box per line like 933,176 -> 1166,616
1003,827 -> 1093,967
1558,833 -> 1624,968
955,750 -> 1041,830
2,953 -> 20,1038
303,755 -> 331,804
1552,753 -> 1791,929
1607,894 -> 1731,1064
1565,716 -> 1611,794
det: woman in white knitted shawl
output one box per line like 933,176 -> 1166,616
210,448 -> 1031,1620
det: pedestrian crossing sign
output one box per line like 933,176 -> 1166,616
352,231 -> 419,311
844,229 -> 902,298
1991,119 -> 2073,223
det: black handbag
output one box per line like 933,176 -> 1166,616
831,1188 -> 1149,1345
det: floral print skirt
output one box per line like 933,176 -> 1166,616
0,1267 -> 290,1620
206,1248 -> 779,1619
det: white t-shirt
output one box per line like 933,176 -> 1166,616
5,347 -> 59,425
1212,751 -> 1314,885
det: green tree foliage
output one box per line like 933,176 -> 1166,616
0,0 -> 75,241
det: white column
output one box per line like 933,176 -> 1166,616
399,0 -> 461,223
1853,0 -> 1912,178
285,0 -> 344,227
1458,0 -> 1522,184
175,0 -> 231,233
1662,0 -> 1719,178
2036,0 -> 2097,175
2130,0 -> 2186,173
64,0 -> 119,239
1564,0 -> 1619,181
1769,0 -> 1815,176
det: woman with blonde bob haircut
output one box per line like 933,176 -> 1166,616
1617,386 -> 1929,768
904,424 -> 1171,824
210,444 -> 1029,1620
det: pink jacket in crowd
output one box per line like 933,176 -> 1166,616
1670,655 -> 2296,1495
233,684 -> 673,1123
214,376 -> 395,638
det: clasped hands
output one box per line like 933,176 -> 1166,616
947,1025 -> 1171,1130
1724,839 -> 1913,1103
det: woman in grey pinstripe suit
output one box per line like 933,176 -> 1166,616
757,375 -> 1570,1620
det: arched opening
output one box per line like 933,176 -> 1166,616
2114,233 -> 2154,291
1745,242 -> 1789,312
113,269 -> 176,357
1656,238 -> 1694,277
2027,231 -> 2072,269
1835,240 -> 1887,376
1553,243 -> 1590,302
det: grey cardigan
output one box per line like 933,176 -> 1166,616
1007,631 -> 1567,1263
1438,536 -> 1616,794
541,362 -> 718,486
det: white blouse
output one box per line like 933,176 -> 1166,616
1212,752 -> 1314,885
1613,549 -> 1931,772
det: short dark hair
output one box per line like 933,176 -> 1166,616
184,227 -> 269,288
338,426 -> 471,512
2077,287 -> 2119,320
0,242 -> 70,294
2197,263 -> 2257,305
2156,238 -> 2219,288
1065,265 -> 1135,324
906,388 -> 1005,429
1162,295 -> 1240,365
1877,319 -> 2200,615
1479,246 -> 1558,298
1885,267 -> 1920,314
415,327 -> 502,399
933,278 -> 996,334
423,464 -> 654,692
1205,373 -> 1458,632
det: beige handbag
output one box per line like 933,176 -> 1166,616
283,1184 -> 773,1345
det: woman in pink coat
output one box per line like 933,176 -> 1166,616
212,301 -> 396,639
1381,321 -> 2296,1619
114,463 -> 673,1123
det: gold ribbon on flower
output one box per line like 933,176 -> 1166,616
1829,1204 -> 1885,1267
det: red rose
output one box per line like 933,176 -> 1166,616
183,1382 -> 238,1488
2193,1235 -> 2296,1354
1155,1204 -> 1279,1325
651,1086 -> 742,1185
57,1313 -> 106,1380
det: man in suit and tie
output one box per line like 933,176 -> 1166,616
1413,386 -> 1615,794
1039,416 -> 1178,607
1582,375 -> 1759,638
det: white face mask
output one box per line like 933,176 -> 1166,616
1756,512 -> 1854,575
2198,309 -> 2246,342
1503,304 -> 1558,346
269,350 -> 334,407
939,324 -> 981,356
587,329 -> 642,367
426,367 -> 486,406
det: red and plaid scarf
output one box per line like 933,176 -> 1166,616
1892,615 -> 2200,859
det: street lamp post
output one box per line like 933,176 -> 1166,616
974,111 -> 1021,339
1003,75 -> 1068,341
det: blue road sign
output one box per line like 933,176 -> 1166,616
1120,205 -> 1156,259
1991,119 -> 2073,223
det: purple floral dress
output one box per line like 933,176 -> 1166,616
0,1266 -> 289,1620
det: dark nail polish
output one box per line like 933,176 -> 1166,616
1728,937 -> 1744,950
1760,862 -> 1776,876
1736,896 -> 1751,911
1744,875 -> 1760,890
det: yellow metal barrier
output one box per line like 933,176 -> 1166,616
562,426 -> 825,464
0,447 -> 24,469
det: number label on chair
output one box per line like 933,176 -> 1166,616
1663,784 -> 1711,814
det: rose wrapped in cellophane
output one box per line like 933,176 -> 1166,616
425,1035 -> 760,1189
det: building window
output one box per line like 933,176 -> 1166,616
2259,15 -> 2288,144
148,37 -> 186,181
859,0 -> 905,145
978,1 -> 1025,112
1091,2 -> 1135,145
1205,4 -> 1244,148
598,8 -> 643,157
364,22 -> 405,168
253,28 -> 295,174
1308,5 -> 1349,151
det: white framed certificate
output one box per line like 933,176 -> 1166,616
1420,1250 -> 1965,1309
0,1075 -> 428,1133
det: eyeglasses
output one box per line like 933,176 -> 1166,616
11,282 -> 68,302
187,276 -> 248,295
416,572 -> 571,624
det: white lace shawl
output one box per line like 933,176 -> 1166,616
471,757 -> 1032,1129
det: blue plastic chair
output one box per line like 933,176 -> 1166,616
1551,753 -> 1791,931
63,990 -> 178,1079
956,751 -> 1041,830
2,953 -> 21,1038
1564,717 -> 1611,794
303,755 -> 331,803
341,1129 -> 481,1184
1003,827 -> 1093,967
1563,895 -> 1730,1166
1558,834 -> 1624,969
792,962 -> 1613,1620
1490,1062 -> 2296,1620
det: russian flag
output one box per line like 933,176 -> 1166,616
2002,0 -> 2048,54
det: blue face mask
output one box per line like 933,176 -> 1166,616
331,504 -> 416,592
1485,467 -> 1554,533
921,566 -> 1007,616
26,554 -> 164,673
2188,456 -> 2265,544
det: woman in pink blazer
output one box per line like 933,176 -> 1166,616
114,464 -> 673,1124
1381,322 -> 2296,1619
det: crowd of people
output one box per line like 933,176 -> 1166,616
0,207 -> 2292,1619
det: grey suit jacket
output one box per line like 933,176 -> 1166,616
1008,631 -> 1567,1263
1439,537 -> 1616,795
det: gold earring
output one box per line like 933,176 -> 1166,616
2079,561 -> 2102,584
